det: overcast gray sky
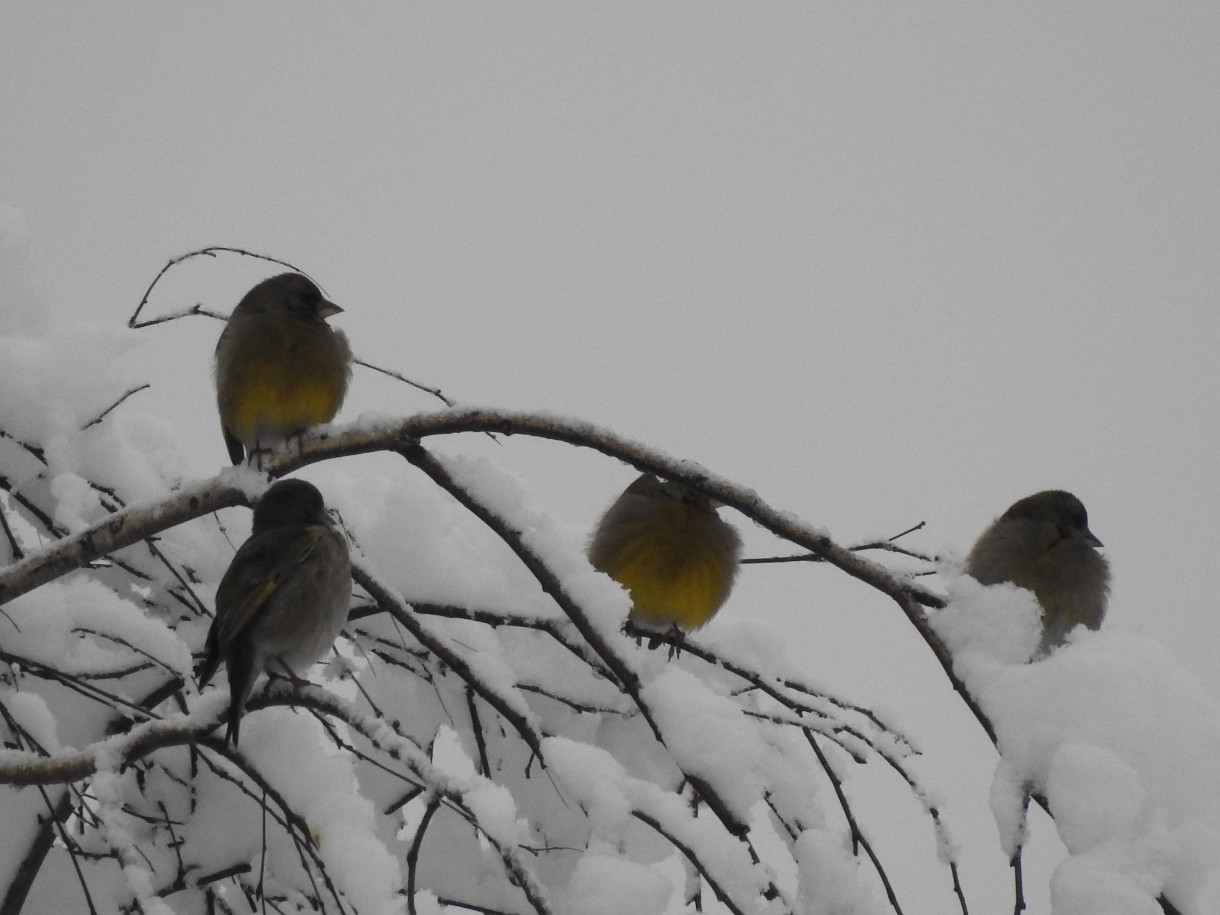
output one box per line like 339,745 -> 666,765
4,4 -> 1219,911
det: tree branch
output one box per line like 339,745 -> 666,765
127,247 -> 303,329
0,477 -> 252,605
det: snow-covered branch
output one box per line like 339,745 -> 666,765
4,393 -> 1202,915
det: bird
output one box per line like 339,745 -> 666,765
965,490 -> 1110,656
588,473 -> 741,650
215,273 -> 353,467
197,479 -> 352,745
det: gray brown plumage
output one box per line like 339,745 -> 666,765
197,479 -> 351,744
966,490 -> 1109,656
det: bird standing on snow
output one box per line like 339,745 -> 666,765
966,489 -> 1110,656
197,479 -> 352,744
588,473 -> 741,648
215,273 -> 352,466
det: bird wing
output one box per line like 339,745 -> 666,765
212,525 -> 328,649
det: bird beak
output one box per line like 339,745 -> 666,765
1085,529 -> 1104,548
317,301 -> 344,319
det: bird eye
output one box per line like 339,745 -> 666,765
286,294 -> 315,317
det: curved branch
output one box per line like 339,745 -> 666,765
0,686 -> 555,915
0,407 -> 990,818
396,442 -> 785,904
630,811 -> 750,915
0,406 -> 1185,913
0,477 -> 252,605
1,408 -> 939,612
128,247 -> 303,329
805,730 -> 906,915
406,797 -> 441,915
351,563 -> 546,760
405,602 -> 618,682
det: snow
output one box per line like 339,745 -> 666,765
1047,744 -> 1156,858
543,735 -> 782,912
933,572 -> 1042,665
792,830 -> 889,915
5,200 -> 1220,915
939,571 -> 1220,913
2,690 -> 60,753
1050,856 -> 1165,915
329,460 -> 557,617
463,778 -> 530,847
643,666 -> 766,824
6,576 -> 193,682
562,846 -> 674,915
543,737 -> 636,836
245,715 -> 410,915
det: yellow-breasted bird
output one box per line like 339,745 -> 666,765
197,479 -> 352,745
588,473 -> 741,646
215,273 -> 352,466
965,489 -> 1110,656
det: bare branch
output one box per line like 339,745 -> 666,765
353,358 -> 456,408
128,247 -> 305,329
743,521 -> 936,567
805,730 -> 905,915
80,385 -> 151,430
351,562 -> 546,760
406,797 -> 440,915
630,811 -> 751,915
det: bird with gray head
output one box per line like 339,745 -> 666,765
197,479 -> 352,745
965,489 -> 1110,657
215,273 -> 353,466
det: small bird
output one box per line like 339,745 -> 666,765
215,273 -> 353,466
965,490 -> 1110,656
197,479 -> 352,745
588,473 -> 741,649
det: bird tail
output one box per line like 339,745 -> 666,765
223,640 -> 259,746
195,630 -> 222,690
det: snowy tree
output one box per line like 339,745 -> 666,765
0,254 -> 1215,915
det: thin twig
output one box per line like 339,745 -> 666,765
630,811 -> 750,915
128,247 -> 304,329
406,797 -> 440,915
0,496 -> 25,563
805,730 -> 905,915
81,385 -> 151,430
383,786 -> 425,817
465,687 -> 490,777
351,562 -> 546,761
354,358 -> 456,408
743,521 -> 936,566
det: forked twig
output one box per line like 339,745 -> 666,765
128,247 -> 304,329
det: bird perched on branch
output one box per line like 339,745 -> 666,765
215,273 -> 352,466
966,489 -> 1110,656
588,473 -> 741,650
197,479 -> 352,745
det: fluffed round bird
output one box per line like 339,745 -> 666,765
588,473 -> 741,649
215,273 -> 353,466
965,489 -> 1110,656
196,479 -> 352,745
